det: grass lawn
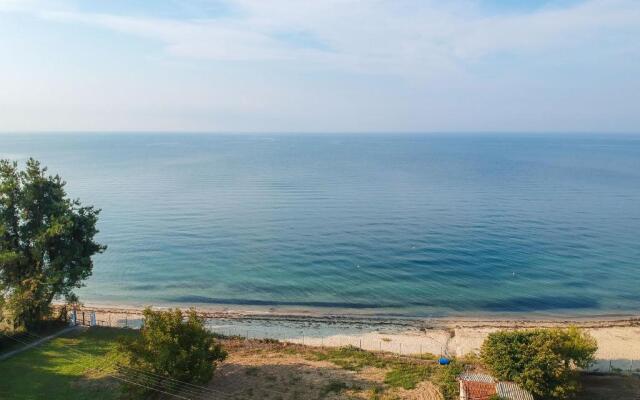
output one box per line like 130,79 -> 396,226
0,327 -> 136,400
0,321 -> 70,354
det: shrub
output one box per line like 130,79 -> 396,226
432,360 -> 464,400
481,327 -> 597,399
119,307 -> 226,392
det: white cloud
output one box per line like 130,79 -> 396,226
451,0 -> 640,59
0,0 -> 639,132
12,0 -> 640,77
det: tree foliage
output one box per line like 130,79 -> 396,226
120,307 -> 227,389
0,158 -> 105,329
481,327 -> 597,399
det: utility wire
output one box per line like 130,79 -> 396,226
21,327 -> 290,399
5,332 -> 199,399
19,330 -> 237,399
1,332 -> 197,399
17,332 -> 217,399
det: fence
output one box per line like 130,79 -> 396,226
66,309 -> 640,375
589,359 -> 640,374
67,309 -> 449,356
68,309 -> 143,329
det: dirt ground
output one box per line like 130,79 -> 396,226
197,338 -> 640,400
205,338 -> 444,400
5,315 -> 639,400
579,374 -> 640,400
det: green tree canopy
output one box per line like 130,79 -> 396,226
120,307 -> 226,390
0,158 -> 105,329
481,327 -> 597,399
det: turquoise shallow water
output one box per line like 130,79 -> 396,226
2,133 -> 639,317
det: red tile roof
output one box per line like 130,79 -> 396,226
462,381 -> 497,400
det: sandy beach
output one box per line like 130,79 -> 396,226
68,304 -> 640,373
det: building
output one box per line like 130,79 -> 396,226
459,373 -> 534,400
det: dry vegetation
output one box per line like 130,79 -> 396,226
1,327 -> 638,400
201,336 -> 468,400
197,336 -> 640,400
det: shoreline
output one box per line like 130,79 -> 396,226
67,302 -> 640,329
61,303 -> 640,372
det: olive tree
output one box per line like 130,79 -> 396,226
0,158 -> 105,329
481,327 -> 597,399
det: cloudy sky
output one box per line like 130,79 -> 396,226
1,0 -> 639,133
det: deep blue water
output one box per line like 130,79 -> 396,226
2,133 -> 639,317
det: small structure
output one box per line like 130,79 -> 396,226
459,373 -> 534,400
460,380 -> 496,400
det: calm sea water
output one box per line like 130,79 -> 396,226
2,133 -> 639,317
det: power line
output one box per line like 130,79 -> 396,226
17,327 -> 291,399
20,333 -> 230,396
116,366 -> 229,397
4,332 -> 200,399
18,332 -> 218,399
1,332 -> 199,399
19,330 -> 237,399
103,373 -> 193,400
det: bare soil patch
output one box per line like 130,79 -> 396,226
204,338 -> 444,400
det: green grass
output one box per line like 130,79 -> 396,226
0,321 -> 69,354
310,345 -> 467,397
0,327 -> 137,400
312,345 -> 388,370
384,363 -> 434,389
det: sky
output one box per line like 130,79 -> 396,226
0,0 -> 639,133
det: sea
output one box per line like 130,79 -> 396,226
2,133 -> 639,318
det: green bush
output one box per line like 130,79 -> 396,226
481,327 -> 597,399
432,361 -> 464,400
119,307 -> 226,394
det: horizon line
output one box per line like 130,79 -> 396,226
1,131 -> 639,136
